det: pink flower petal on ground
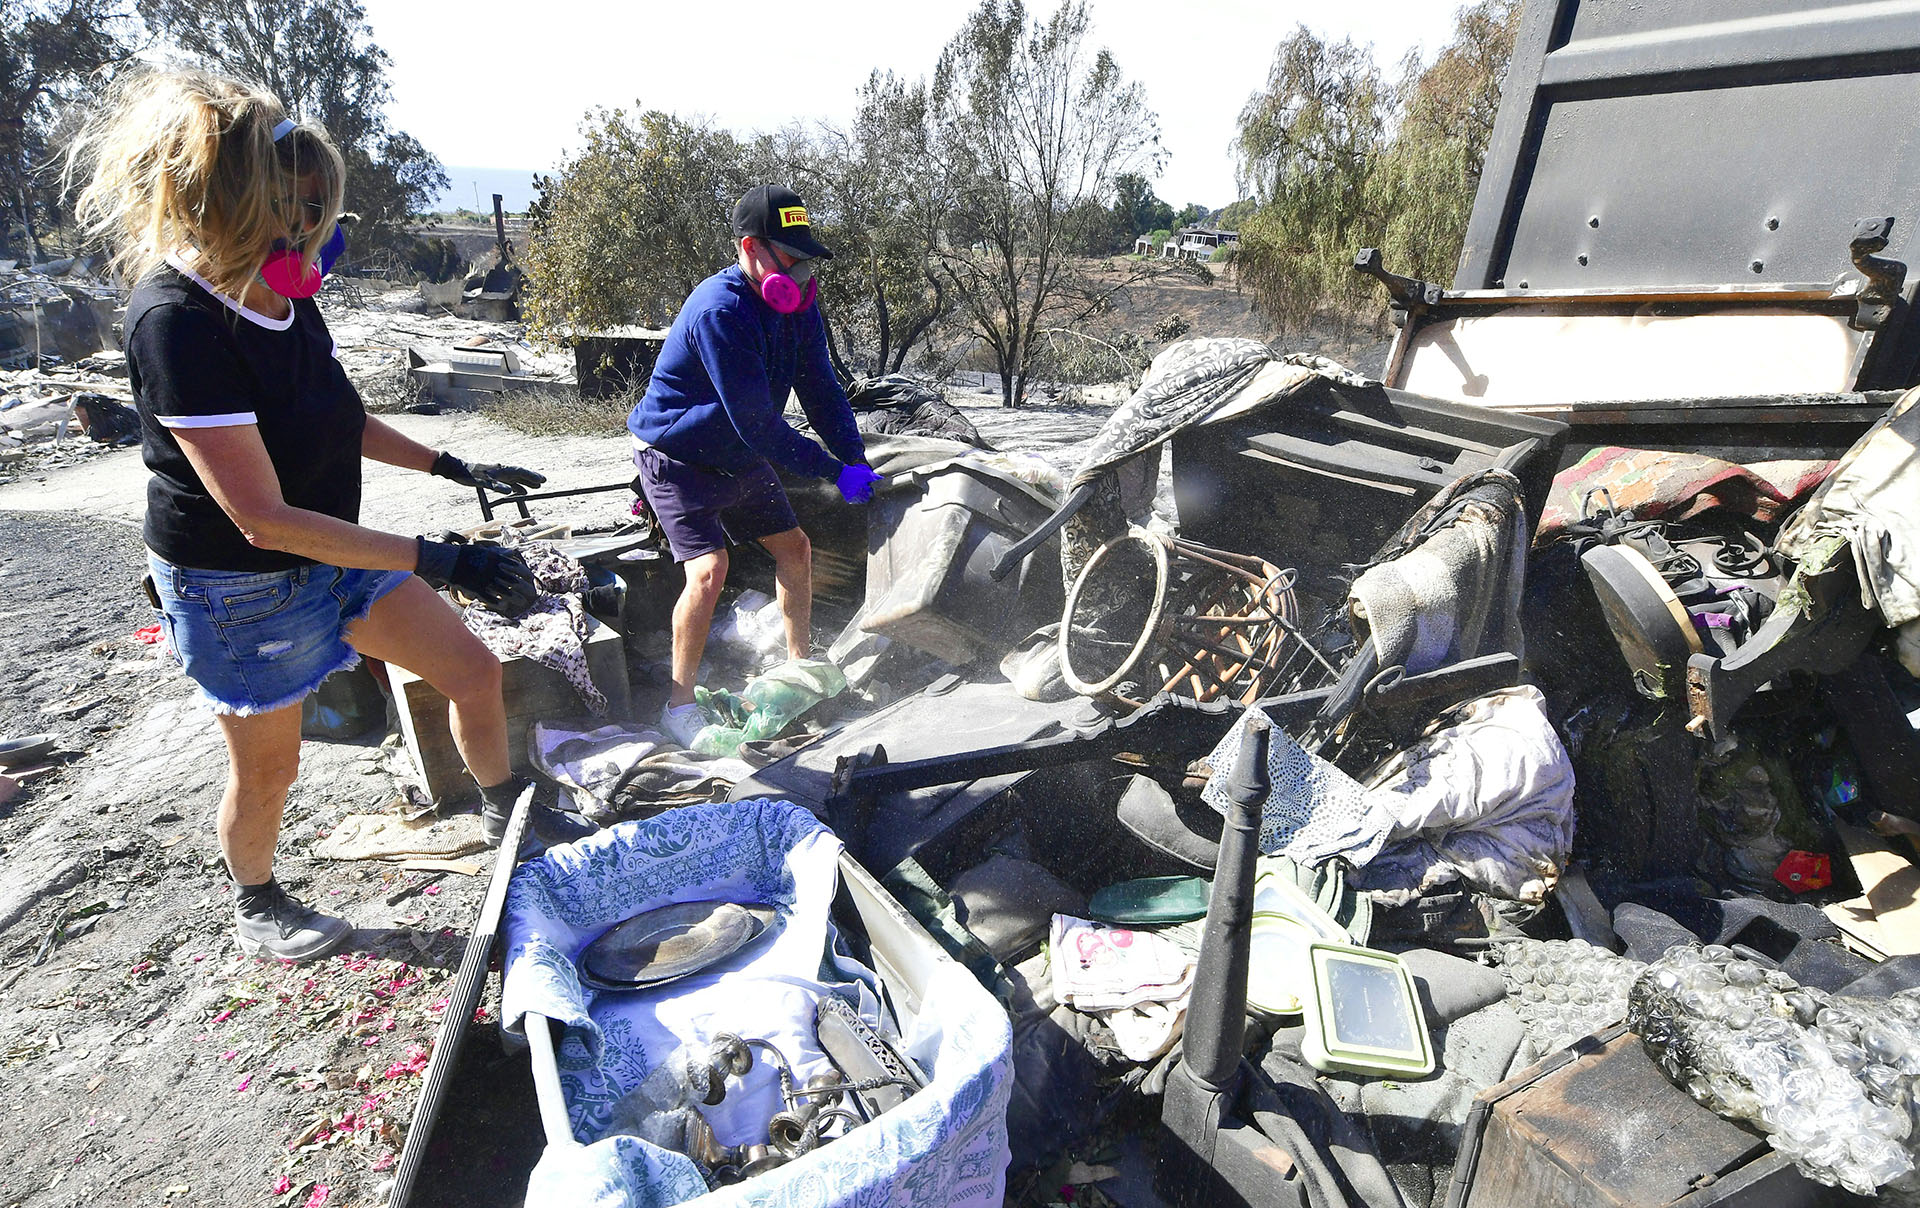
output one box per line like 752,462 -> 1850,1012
271,1175 -> 292,1195
371,1154 -> 394,1172
221,1050 -> 238,1061
383,1045 -> 429,1078
234,1074 -> 252,1092
212,1010 -> 233,1024
304,1185 -> 330,1208
422,886 -> 440,897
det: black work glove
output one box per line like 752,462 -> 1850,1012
431,450 -> 546,494
415,536 -> 538,615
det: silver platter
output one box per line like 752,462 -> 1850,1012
578,900 -> 777,991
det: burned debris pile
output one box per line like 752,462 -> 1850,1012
0,260 -> 140,477
357,306 -> 1920,1208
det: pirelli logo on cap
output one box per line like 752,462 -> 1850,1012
778,206 -> 809,228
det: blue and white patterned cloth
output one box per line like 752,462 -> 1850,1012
502,798 -> 1013,1208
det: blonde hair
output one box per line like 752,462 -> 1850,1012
66,69 -> 346,299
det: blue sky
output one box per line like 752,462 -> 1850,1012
364,1 -> 1463,213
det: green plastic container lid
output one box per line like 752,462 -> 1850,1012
1299,942 -> 1434,1078
1086,875 -> 1211,925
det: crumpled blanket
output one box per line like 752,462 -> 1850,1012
530,720 -> 756,825
1538,445 -> 1834,543
463,538 -> 606,713
1348,470 -> 1527,675
1777,384 -> 1920,676
1069,338 -> 1276,493
1196,686 -> 1574,907
1350,685 -> 1576,906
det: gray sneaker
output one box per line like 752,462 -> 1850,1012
660,701 -> 707,748
234,881 -> 353,962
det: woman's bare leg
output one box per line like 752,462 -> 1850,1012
345,576 -> 509,786
213,703 -> 303,884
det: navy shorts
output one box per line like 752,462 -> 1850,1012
634,446 -> 800,562
148,551 -> 411,715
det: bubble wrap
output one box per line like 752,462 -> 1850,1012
1488,938 -> 1644,1052
1629,943 -> 1920,1197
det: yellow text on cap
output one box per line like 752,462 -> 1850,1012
778,206 -> 809,228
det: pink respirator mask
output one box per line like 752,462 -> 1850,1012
258,116 -> 344,300
755,241 -> 818,314
259,223 -> 345,299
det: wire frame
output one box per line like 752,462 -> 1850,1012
1058,527 -> 1334,711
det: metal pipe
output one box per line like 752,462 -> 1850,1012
524,1012 -> 579,1149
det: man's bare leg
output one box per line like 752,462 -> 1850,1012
758,526 -> 813,660
671,549 -> 730,705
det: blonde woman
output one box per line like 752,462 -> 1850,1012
70,70 -> 590,961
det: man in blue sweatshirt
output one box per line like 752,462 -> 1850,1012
629,184 -> 882,746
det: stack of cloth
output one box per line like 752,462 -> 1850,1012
1049,914 -> 1197,1061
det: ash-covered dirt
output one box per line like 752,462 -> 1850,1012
0,511 -> 499,1208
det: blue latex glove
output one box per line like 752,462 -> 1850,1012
836,463 -> 882,504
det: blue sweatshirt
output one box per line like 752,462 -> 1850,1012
626,265 -> 867,479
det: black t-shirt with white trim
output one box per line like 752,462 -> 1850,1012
126,255 -> 365,571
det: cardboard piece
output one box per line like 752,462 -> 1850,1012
314,812 -> 488,862
1833,822 -> 1920,958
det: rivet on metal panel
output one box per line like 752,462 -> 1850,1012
1577,254 -> 1589,266
1766,216 -> 1780,231
1749,260 -> 1765,273
1588,216 -> 1600,228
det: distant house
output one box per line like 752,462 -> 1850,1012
1134,234 -> 1156,256
1163,226 -> 1239,262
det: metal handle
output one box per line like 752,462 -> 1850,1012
524,1012 -> 579,1149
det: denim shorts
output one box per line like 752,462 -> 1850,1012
147,552 -> 412,716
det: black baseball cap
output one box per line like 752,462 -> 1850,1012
732,184 -> 833,259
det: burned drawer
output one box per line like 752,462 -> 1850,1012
1447,1025 -> 1841,1208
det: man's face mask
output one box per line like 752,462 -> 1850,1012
755,239 -> 817,314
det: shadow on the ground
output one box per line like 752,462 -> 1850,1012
414,1024 -> 545,1208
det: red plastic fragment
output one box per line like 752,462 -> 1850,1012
1774,850 -> 1832,893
